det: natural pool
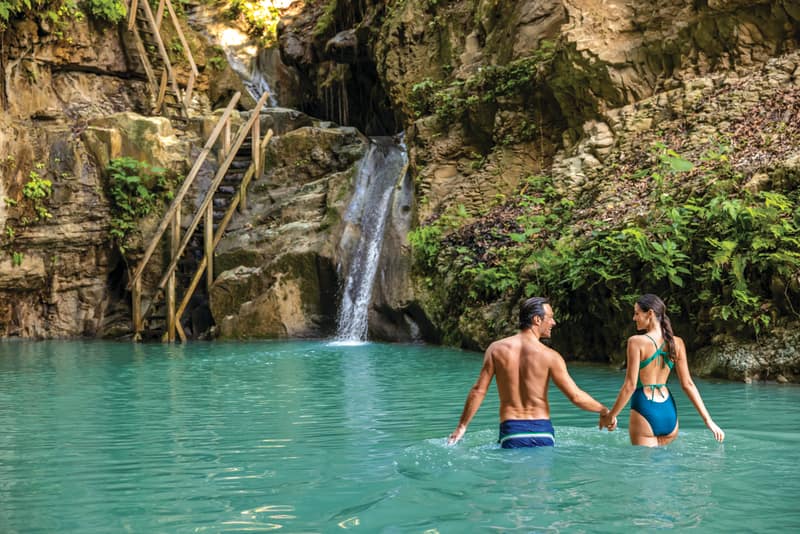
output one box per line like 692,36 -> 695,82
0,340 -> 797,532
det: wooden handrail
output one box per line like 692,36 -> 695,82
172,129 -> 274,323
139,0 -> 182,115
155,0 -> 166,27
154,91 -> 271,292
128,92 -> 242,290
130,92 -> 269,340
127,0 -> 139,30
127,0 -> 190,116
163,0 -> 199,107
164,0 -> 199,78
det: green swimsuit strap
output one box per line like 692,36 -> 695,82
640,382 -> 669,399
638,334 -> 667,369
637,335 -> 673,393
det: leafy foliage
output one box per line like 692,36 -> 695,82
23,169 -> 53,221
226,0 -> 281,46
410,145 -> 800,341
87,0 -> 125,24
0,0 -> 84,30
408,41 -> 557,126
106,157 -> 175,253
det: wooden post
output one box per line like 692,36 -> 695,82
244,115 -> 259,212
176,318 -> 187,343
155,0 -> 166,28
252,114 -> 260,181
223,117 -> 231,156
166,211 -> 179,342
205,202 -> 214,294
156,69 -> 168,113
128,0 -> 140,30
184,74 -> 195,109
132,275 -> 142,341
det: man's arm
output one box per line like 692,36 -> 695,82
447,347 -> 496,444
550,352 -> 609,416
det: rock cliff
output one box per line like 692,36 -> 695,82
2,1 -> 798,382
276,0 -> 800,380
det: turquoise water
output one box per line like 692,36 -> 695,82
0,340 -> 798,533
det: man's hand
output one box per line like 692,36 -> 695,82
599,410 -> 617,431
447,425 -> 466,445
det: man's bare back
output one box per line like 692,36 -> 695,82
448,298 -> 614,447
489,332 -> 557,421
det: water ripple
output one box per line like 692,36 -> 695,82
1,340 -> 798,532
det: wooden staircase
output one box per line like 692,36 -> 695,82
128,91 -> 274,342
126,0 -> 198,118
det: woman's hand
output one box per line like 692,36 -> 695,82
707,420 -> 725,442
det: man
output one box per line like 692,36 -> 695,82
448,297 -> 615,447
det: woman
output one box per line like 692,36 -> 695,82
604,294 -> 725,446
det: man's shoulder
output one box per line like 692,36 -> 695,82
487,335 -> 519,355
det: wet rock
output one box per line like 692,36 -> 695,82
694,328 -> 800,383
326,29 -> 359,63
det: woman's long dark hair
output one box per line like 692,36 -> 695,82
637,294 -> 676,362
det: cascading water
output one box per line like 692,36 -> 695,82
186,7 -> 278,106
335,137 -> 408,342
232,50 -> 279,106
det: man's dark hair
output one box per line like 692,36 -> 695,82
519,297 -> 549,330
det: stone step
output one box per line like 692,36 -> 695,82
229,158 -> 251,170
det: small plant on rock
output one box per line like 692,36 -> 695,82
106,156 -> 175,254
23,170 -> 53,221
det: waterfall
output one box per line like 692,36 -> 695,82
236,50 -> 279,106
335,137 -> 408,341
186,7 -> 278,106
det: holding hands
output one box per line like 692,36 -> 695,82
599,409 -> 617,431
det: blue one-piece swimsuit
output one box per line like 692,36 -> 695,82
630,335 -> 678,436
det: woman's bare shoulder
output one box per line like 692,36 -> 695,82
627,334 -> 649,346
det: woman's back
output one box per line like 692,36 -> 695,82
635,333 -> 674,398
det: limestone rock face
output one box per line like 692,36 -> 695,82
694,329 -> 800,382
274,0 -> 800,375
276,0 -> 800,219
4,16 -> 149,119
82,113 -> 189,174
210,124 -> 369,339
0,118 -> 117,337
0,12 -> 162,338
326,30 -> 359,64
0,106 -> 197,338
